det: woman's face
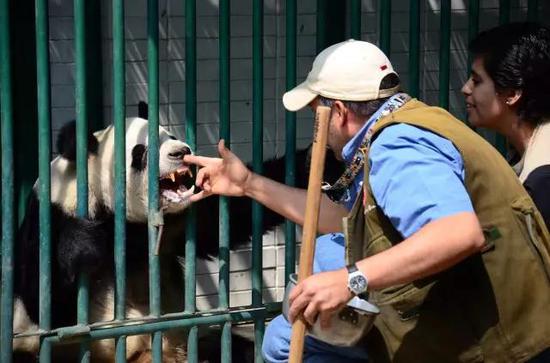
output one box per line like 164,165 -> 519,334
461,57 -> 509,131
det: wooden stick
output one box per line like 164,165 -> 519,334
289,105 -> 331,363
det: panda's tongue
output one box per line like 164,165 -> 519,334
162,186 -> 195,204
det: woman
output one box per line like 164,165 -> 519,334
462,22 -> 550,229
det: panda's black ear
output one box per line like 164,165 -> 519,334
57,120 -> 99,161
138,101 -> 148,119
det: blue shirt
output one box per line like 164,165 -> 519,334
341,99 -> 474,238
340,95 -> 397,210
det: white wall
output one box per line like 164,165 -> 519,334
47,0 -> 534,309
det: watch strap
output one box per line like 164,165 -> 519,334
346,263 -> 358,274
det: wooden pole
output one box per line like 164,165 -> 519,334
288,105 -> 331,362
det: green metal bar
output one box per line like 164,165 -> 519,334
36,0 -> 52,361
408,0 -> 420,98
528,0 -> 539,22
74,1 -> 89,225
113,0 -> 127,361
438,0 -> 451,110
284,0 -> 297,287
219,0 -> 230,311
496,0 -> 510,154
221,322 -> 232,363
113,0 -> 126,323
147,0 -> 162,361
219,1 -> 232,361
38,307 -> 277,343
499,0 -> 511,24
1,0 -> 15,360
316,0 -> 327,53
349,0 -> 361,40
184,0 -> 197,315
252,0 -> 264,310
466,0 -> 480,125
379,0 -> 391,56
15,302 -> 282,339
253,0 -> 265,361
185,0 -> 198,362
467,0 -> 480,69
75,0 -> 91,360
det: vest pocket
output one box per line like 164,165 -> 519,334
373,279 -> 438,321
362,235 -> 438,320
511,196 -> 550,281
363,233 -> 392,258
367,239 -> 436,319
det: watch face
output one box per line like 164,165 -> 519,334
350,275 -> 367,293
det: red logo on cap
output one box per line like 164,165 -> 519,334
380,64 -> 388,71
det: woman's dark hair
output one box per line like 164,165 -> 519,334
469,22 -> 550,126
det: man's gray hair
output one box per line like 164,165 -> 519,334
318,73 -> 401,119
318,96 -> 390,119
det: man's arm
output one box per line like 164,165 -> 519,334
355,211 -> 484,289
185,140 -> 348,233
288,211 -> 485,327
244,171 -> 348,233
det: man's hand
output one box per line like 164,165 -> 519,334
183,140 -> 253,202
288,268 -> 353,330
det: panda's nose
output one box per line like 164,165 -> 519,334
168,146 -> 192,160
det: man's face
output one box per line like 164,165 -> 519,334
461,57 -> 508,131
308,98 -> 347,161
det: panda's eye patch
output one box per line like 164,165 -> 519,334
131,144 -> 147,171
168,146 -> 191,160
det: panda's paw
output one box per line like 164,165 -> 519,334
58,242 -> 106,284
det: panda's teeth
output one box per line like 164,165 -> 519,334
176,168 -> 193,178
169,173 -> 176,182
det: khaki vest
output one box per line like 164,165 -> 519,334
343,99 -> 550,363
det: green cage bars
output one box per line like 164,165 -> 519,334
1,1 -> 16,362
0,1 -> 542,362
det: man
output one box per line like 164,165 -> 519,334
185,40 -> 550,362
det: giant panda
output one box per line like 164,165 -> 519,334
13,117 -> 197,362
13,117 -> 344,362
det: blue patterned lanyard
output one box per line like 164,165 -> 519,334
321,93 -> 411,204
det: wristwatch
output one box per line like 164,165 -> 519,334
346,264 -> 368,296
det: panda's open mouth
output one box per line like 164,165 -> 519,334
159,166 -> 195,205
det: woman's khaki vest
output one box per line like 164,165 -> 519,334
343,99 -> 550,363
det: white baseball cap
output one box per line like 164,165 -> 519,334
282,39 -> 399,112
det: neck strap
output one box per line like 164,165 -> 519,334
322,93 -> 411,204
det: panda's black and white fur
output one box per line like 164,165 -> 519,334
13,117 -> 344,362
14,117 -> 199,362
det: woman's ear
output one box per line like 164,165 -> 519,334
505,89 -> 523,106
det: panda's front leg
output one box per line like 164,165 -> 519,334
56,216 -> 110,285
